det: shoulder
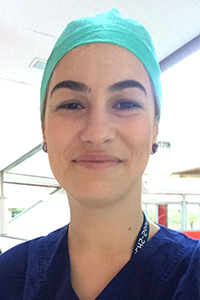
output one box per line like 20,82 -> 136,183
0,225 -> 67,265
149,224 -> 198,246
156,225 -> 200,251
0,225 -> 68,299
146,226 -> 200,299
160,226 -> 200,273
150,225 -> 200,269
0,239 -> 32,299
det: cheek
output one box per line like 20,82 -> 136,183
119,118 -> 153,151
44,119 -> 75,180
45,117 -> 77,156
46,121 -> 64,148
138,125 -> 153,149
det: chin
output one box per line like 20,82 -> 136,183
64,176 -> 141,211
66,182 -> 118,208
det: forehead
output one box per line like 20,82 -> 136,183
50,43 -> 152,90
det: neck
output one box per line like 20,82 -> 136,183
67,191 -> 143,255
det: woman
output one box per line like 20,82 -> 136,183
0,9 -> 199,300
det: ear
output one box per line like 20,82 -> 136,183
151,121 -> 159,154
41,122 -> 46,143
153,121 -> 159,143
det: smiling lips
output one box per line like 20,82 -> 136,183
73,154 -> 122,169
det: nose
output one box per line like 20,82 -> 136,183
79,108 -> 116,145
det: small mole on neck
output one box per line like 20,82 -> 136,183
128,227 -> 131,231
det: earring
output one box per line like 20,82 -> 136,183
152,143 -> 158,154
42,142 -> 47,153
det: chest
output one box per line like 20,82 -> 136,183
70,253 -> 131,300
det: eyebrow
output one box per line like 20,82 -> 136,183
50,80 -> 91,97
109,80 -> 147,94
50,79 -> 147,97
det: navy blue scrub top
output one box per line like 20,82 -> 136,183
0,224 -> 199,300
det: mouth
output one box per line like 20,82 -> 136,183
72,154 -> 122,169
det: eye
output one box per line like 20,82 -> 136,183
113,100 -> 141,110
58,101 -> 84,110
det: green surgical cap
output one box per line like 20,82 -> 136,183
40,9 -> 162,113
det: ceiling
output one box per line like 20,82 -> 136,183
0,0 -> 200,173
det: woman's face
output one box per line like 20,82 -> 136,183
43,43 -> 158,208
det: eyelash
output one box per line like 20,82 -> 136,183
57,100 -> 141,111
113,100 -> 141,110
58,101 -> 84,110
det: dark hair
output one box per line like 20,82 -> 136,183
151,83 -> 161,121
41,92 -> 47,123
